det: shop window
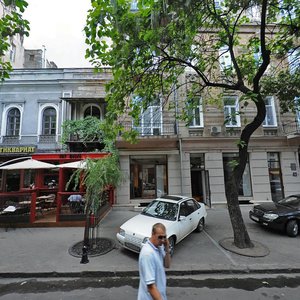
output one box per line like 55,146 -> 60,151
6,108 -> 20,136
42,107 -> 56,135
263,96 -> 277,127
267,152 -> 284,202
224,96 -> 240,127
223,153 -> 252,197
130,155 -> 167,199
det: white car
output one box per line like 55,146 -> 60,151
116,195 -> 207,256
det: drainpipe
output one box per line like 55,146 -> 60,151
179,137 -> 183,195
173,83 -> 184,195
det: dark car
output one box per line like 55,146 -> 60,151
249,194 -> 300,237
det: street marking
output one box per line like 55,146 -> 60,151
204,230 -> 237,266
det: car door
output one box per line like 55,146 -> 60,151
177,201 -> 194,241
185,199 -> 201,231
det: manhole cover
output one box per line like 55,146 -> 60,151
69,237 -> 115,257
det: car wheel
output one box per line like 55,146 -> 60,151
286,220 -> 298,237
195,217 -> 205,232
168,236 -> 175,257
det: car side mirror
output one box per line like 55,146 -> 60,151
179,215 -> 186,221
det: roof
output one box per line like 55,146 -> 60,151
159,195 -> 190,202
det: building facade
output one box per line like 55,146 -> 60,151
0,66 -> 299,207
0,68 -> 110,162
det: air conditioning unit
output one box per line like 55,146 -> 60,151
62,91 -> 72,98
210,126 -> 222,135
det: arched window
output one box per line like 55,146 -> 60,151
42,107 -> 56,135
6,108 -> 20,136
84,105 -> 101,119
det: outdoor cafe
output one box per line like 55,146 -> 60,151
0,152 -> 113,227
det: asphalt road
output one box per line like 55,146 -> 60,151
1,274 -> 300,300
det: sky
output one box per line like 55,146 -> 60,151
23,0 -> 93,68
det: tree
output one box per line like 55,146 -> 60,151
68,144 -> 123,262
85,0 -> 300,249
0,0 -> 29,79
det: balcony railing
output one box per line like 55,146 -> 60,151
39,135 -> 57,144
121,122 -> 178,136
2,135 -> 20,144
282,121 -> 300,136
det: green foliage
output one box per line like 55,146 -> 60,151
261,70 -> 300,113
68,149 -> 123,211
85,0 -> 299,127
0,0 -> 29,79
61,116 -> 104,146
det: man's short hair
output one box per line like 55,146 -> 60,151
152,223 -> 166,234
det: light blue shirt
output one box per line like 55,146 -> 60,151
137,240 -> 167,300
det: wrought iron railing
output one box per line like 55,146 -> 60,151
282,121 -> 300,136
39,135 -> 57,144
2,135 -> 20,144
120,121 -> 178,136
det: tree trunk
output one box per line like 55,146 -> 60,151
225,94 -> 266,249
225,169 -> 253,248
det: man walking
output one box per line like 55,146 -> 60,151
137,223 -> 171,300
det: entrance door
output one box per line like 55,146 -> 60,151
191,169 -> 211,207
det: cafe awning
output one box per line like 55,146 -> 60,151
57,160 -> 87,169
0,159 -> 57,170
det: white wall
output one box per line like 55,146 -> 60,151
205,152 -> 226,204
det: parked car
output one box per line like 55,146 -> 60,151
249,194 -> 300,237
116,195 -> 207,256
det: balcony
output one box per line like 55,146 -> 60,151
121,122 -> 178,137
282,121 -> 300,138
2,135 -> 20,144
39,135 -> 57,144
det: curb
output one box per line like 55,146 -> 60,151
1,268 -> 300,279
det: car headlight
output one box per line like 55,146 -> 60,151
263,213 -> 279,221
119,228 -> 125,237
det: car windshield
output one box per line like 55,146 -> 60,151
278,196 -> 300,208
141,200 -> 178,221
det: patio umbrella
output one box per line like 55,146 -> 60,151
0,159 -> 56,170
57,160 -> 87,169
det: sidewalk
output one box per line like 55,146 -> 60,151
0,205 -> 300,277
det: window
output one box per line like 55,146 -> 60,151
9,43 -> 16,62
130,0 -> 138,11
136,98 -> 162,135
263,96 -> 277,127
288,49 -> 300,74
188,97 -> 203,127
42,108 -> 56,135
253,46 -> 262,67
219,46 -> 232,72
224,96 -> 240,127
84,105 -> 101,119
214,0 -> 224,9
296,97 -> 300,125
223,153 -> 252,197
6,108 -> 20,136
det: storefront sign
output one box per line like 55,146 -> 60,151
0,146 -> 36,154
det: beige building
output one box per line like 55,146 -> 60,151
114,23 -> 300,207
0,1 -> 25,68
